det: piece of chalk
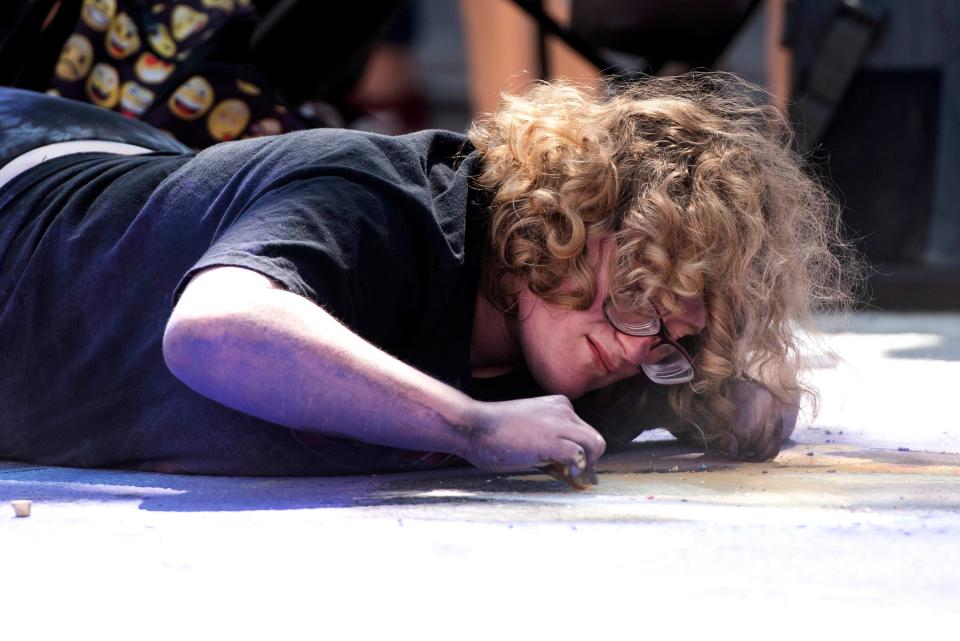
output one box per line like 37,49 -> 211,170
11,500 -> 31,518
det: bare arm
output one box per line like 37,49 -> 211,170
162,266 -> 605,474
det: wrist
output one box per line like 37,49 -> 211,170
453,397 -> 490,459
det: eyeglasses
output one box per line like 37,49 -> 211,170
603,300 -> 699,385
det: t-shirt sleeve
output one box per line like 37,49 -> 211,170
174,175 -> 435,353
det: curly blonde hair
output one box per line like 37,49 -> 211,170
468,72 -> 861,441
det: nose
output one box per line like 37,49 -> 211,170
618,333 -> 659,367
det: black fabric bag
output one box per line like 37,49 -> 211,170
788,0 -> 959,266
4,0 -> 406,149
44,0 -> 309,148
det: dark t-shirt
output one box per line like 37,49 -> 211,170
0,128 -> 502,475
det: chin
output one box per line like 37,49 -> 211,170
533,368 -> 592,400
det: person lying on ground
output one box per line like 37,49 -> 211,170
0,73 -> 857,484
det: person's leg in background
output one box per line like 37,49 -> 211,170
459,0 -> 599,118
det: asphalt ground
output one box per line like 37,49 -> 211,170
2,312 -> 958,638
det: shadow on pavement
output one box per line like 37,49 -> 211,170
9,440 -> 949,514
0,440 -> 725,513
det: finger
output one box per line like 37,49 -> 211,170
539,461 -> 593,490
585,465 -> 599,486
562,415 -> 607,465
556,427 -> 605,467
582,430 -> 606,467
544,394 -> 574,408
731,385 -> 774,457
544,439 -> 588,477
539,461 -> 568,484
744,393 -> 783,461
735,416 -> 764,460
711,430 -> 739,458
752,414 -> 784,461
734,405 -> 779,461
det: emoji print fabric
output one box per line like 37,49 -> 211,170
49,0 -> 307,148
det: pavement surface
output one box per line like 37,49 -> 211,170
2,312 -> 959,638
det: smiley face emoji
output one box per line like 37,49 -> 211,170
134,52 -> 175,84
85,63 -> 120,108
168,76 -> 214,120
54,34 -> 94,82
147,22 -> 177,58
202,0 -> 234,12
81,0 -> 116,32
235,79 -> 261,96
171,4 -> 209,41
105,12 -> 141,59
206,99 -> 250,141
120,81 -> 155,117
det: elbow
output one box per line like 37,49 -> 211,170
162,313 -> 201,384
162,307 -> 230,387
162,297 -> 271,393
163,265 -> 282,382
162,311 -> 241,403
